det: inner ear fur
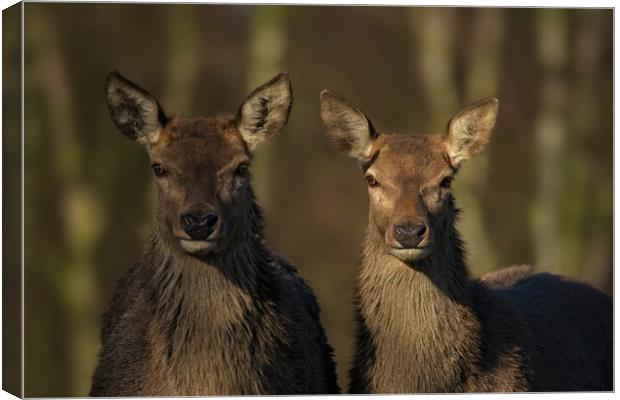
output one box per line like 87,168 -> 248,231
236,72 -> 292,152
105,71 -> 168,145
445,97 -> 499,167
319,90 -> 378,162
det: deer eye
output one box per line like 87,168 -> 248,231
151,163 -> 167,178
365,174 -> 379,187
235,163 -> 250,177
440,176 -> 453,189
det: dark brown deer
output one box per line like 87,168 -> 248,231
320,91 -> 612,393
90,72 -> 339,396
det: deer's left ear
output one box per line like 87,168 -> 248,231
236,72 -> 292,152
445,97 -> 499,167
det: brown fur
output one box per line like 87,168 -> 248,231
90,72 -> 339,396
320,91 -> 612,393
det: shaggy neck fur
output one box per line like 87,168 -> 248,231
144,197 -> 281,395
354,200 -> 482,393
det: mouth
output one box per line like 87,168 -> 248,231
388,245 -> 431,262
179,239 -> 218,254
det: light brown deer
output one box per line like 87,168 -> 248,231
90,72 -> 339,396
320,91 -> 612,393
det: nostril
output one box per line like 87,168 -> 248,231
204,213 -> 219,229
394,222 -> 428,248
181,212 -> 198,228
412,223 -> 427,238
182,213 -> 218,227
180,211 -> 219,240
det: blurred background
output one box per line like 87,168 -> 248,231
5,4 -> 612,396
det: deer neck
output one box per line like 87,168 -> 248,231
153,195 -> 268,286
149,233 -> 269,311
356,215 -> 480,393
144,202 -> 278,393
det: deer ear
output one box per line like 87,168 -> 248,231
320,90 -> 378,162
445,97 -> 499,167
236,72 -> 292,152
105,71 -> 168,145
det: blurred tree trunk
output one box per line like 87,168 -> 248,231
463,9 -> 504,101
458,8 -> 505,275
163,5 -> 199,113
25,8 -> 101,396
246,6 -> 287,211
409,8 -> 458,128
565,10 -> 612,291
483,9 -> 541,268
530,10 -> 569,276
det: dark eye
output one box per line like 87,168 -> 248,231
440,176 -> 453,189
151,163 -> 167,178
235,163 -> 250,177
365,174 -> 379,187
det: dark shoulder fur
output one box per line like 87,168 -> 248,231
487,272 -> 613,391
271,254 -> 340,393
99,262 -> 146,344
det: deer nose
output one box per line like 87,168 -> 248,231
393,222 -> 427,248
180,211 -> 219,240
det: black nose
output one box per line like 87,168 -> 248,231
393,222 -> 427,248
180,211 -> 219,240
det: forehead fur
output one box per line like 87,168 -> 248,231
370,133 -> 452,178
150,116 -> 248,164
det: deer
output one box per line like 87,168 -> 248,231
89,72 -> 339,396
319,91 -> 612,393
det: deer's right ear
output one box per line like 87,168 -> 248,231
320,90 -> 378,162
105,71 -> 168,145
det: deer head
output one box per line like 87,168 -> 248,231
105,71 -> 292,256
320,91 -> 498,263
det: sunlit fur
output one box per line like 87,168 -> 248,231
321,92 -> 612,393
91,73 -> 339,396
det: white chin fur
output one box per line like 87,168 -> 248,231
180,240 -> 217,254
389,246 -> 431,262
